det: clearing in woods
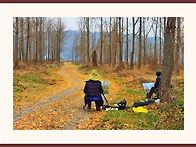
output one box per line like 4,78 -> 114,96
13,62 -> 118,130
13,62 -> 184,130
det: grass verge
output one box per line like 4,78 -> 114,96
75,63 -> 184,130
13,63 -> 61,108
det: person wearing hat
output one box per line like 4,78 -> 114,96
146,71 -> 162,99
83,70 -> 104,111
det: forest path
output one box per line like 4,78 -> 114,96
13,62 -> 117,130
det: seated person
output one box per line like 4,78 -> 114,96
146,71 -> 161,99
83,70 -> 104,111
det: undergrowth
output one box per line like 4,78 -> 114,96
13,62 -> 62,104
76,62 -> 184,130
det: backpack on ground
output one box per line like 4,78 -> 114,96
118,99 -> 127,110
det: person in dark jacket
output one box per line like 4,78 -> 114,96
146,71 -> 162,99
83,70 -> 104,111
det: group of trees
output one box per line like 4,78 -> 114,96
73,17 -> 184,103
13,17 -> 184,72
13,17 -> 66,69
73,17 -> 184,72
13,17 -> 184,103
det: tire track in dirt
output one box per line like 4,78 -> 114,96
57,64 -> 96,130
13,64 -> 85,123
13,62 -> 119,130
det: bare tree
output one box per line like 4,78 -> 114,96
138,17 -> 142,68
143,17 -> 146,65
86,17 -> 90,61
159,17 -> 162,65
160,17 -> 176,103
174,17 -> 181,75
100,17 -> 103,66
115,17 -> 125,70
119,17 -> 123,62
92,50 -> 98,67
180,18 -> 184,65
126,17 -> 129,66
35,17 -> 39,63
154,17 -> 158,65
111,18 -> 118,67
47,19 -> 51,60
14,17 -> 19,69
130,17 -> 139,70
39,17 -> 42,63
55,18 -> 65,64
108,17 -> 112,65
25,17 -> 30,63
19,17 -> 24,62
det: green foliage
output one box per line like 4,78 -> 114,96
60,62 -> 65,67
77,65 -> 92,75
72,62 -> 80,66
21,75 -> 42,83
13,67 -> 60,103
97,72 -> 184,130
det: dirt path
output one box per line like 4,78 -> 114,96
13,62 -> 118,130
14,63 -> 83,121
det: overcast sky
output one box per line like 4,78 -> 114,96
62,17 -> 79,31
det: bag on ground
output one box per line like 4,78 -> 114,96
118,99 -> 127,110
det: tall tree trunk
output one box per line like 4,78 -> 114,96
47,24 -> 50,61
181,35 -> 184,65
121,17 -> 124,62
86,17 -> 90,61
39,17 -> 42,64
159,17 -> 162,65
115,17 -> 125,70
92,50 -> 98,67
162,17 -> 166,64
79,28 -> 82,63
56,18 -> 64,64
52,33 -> 54,63
138,17 -> 142,68
154,17 -> 158,65
119,17 -> 122,62
114,17 -> 118,66
126,17 -> 129,65
100,17 -> 103,66
32,18 -> 36,62
109,17 -> 112,66
54,34 -> 56,62
143,17 -> 146,65
175,17 -> 181,75
25,17 -> 30,64
36,17 -> 39,63
29,38 -> 32,62
82,18 -> 86,64
57,20 -> 61,64
160,17 -> 176,103
14,17 -> 19,70
42,20 -> 45,63
19,17 -> 24,61
130,17 -> 135,70
111,18 -> 117,67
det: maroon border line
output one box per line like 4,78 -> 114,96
0,144 -> 195,146
1,0 -> 196,3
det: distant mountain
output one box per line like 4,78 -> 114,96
60,30 -> 163,61
61,30 -> 79,60
61,30 -> 100,60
